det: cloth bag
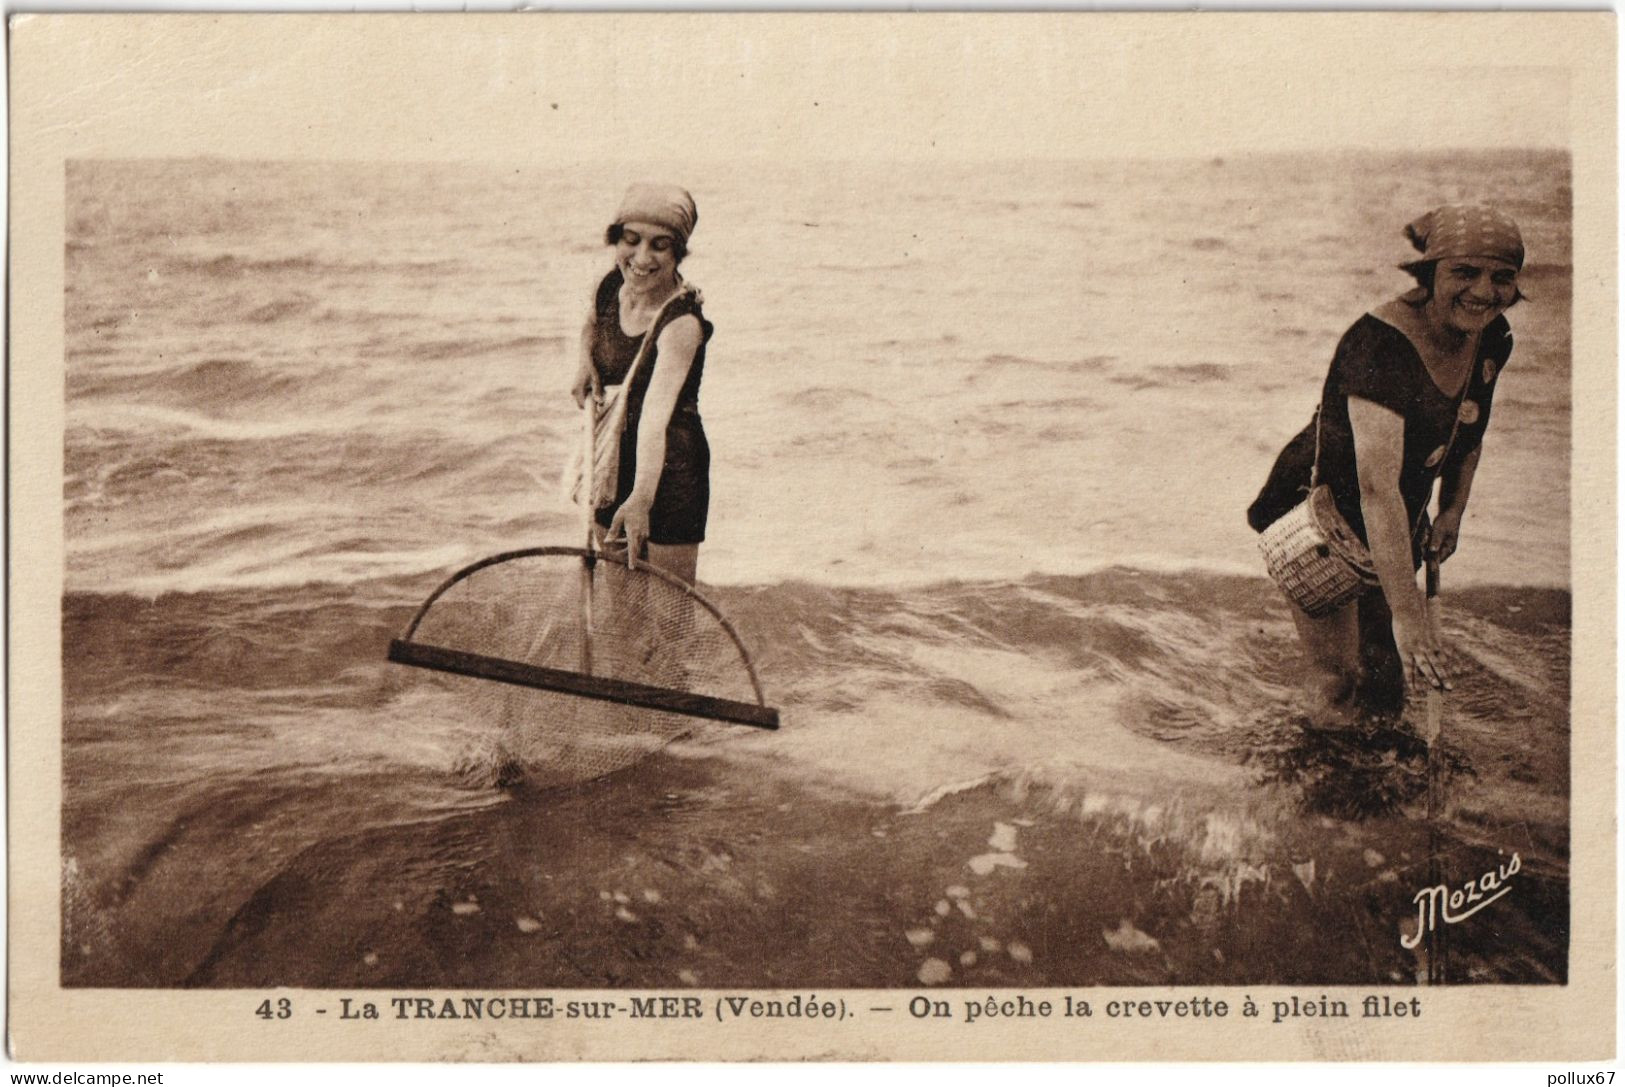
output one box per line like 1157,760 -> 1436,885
561,287 -> 694,511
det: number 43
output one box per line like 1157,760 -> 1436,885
256,998 -> 292,1020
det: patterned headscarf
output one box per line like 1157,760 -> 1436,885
1400,204 -> 1524,272
611,183 -> 698,245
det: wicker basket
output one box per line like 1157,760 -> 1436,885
1259,485 -> 1379,617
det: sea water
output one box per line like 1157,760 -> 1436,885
61,153 -> 1572,984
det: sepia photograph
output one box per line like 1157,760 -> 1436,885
10,12 -> 1616,1064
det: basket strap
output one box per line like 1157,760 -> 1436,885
586,285 -> 696,501
1309,401 -> 1324,489
617,283 -> 696,394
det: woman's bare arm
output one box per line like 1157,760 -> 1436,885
606,314 -> 703,560
570,308 -> 601,406
1349,395 -> 1447,689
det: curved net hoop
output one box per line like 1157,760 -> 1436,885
391,547 -> 776,788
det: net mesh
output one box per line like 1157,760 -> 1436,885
404,548 -> 765,787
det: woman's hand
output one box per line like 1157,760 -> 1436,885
1427,508 -> 1463,564
606,495 -> 652,568
1392,614 -> 1451,693
572,310 -> 602,407
569,360 -> 602,408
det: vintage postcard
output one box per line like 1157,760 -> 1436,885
8,12 -> 1616,1064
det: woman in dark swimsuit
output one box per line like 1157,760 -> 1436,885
1249,205 -> 1525,723
570,183 -> 712,585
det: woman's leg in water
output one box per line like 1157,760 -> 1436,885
645,542 -> 698,586
592,526 -> 700,680
1287,595 -> 1362,727
1353,585 -> 1407,717
643,543 -> 700,682
591,524 -> 698,585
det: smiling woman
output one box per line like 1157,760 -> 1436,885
569,183 -> 714,585
1248,205 -> 1527,725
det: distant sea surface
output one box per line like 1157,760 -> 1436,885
62,153 -> 1571,986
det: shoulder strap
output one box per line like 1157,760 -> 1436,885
1310,402 -> 1325,489
618,285 -> 697,392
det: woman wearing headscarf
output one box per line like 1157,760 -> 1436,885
570,183 -> 713,585
1248,205 -> 1525,724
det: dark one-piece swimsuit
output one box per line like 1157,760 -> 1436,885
1248,312 -> 1514,570
590,269 -> 714,546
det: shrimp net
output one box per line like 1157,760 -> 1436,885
391,547 -> 775,788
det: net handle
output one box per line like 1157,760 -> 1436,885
395,545 -> 774,710
580,403 -> 597,674
387,640 -> 778,729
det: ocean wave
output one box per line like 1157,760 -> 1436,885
66,404 -> 360,442
1151,362 -> 1230,384
68,357 -> 305,405
63,566 -> 1570,829
68,537 -> 480,599
64,403 -> 536,451
243,295 -> 320,323
782,385 -> 883,411
164,252 -> 465,279
394,334 -> 558,363
61,559 -> 1571,993
1108,363 -> 1230,390
64,567 -> 1570,702
975,353 -> 1115,373
814,261 -> 916,273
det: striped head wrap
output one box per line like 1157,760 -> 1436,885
1400,204 -> 1524,272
